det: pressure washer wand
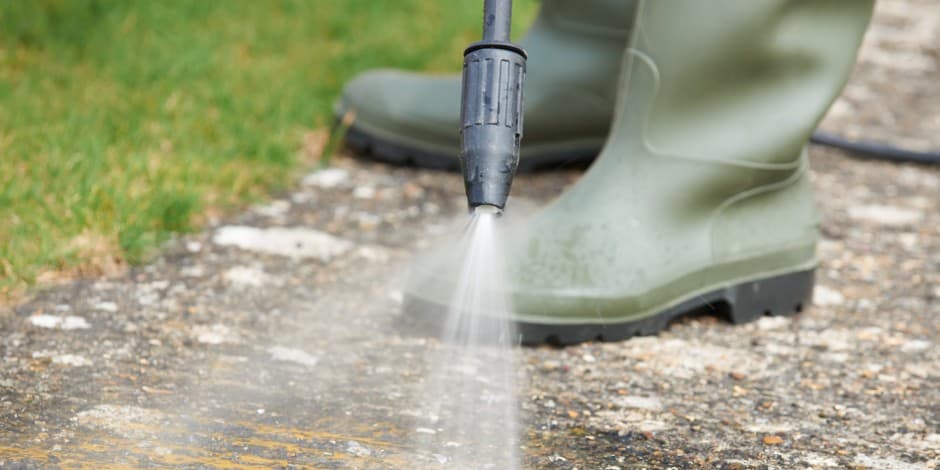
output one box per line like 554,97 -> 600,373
459,0 -> 527,212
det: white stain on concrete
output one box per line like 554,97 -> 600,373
821,352 -> 850,363
138,294 -> 159,307
29,315 -> 64,329
612,396 -> 662,411
814,285 -> 845,307
302,168 -> 349,188
54,354 -> 93,367
180,265 -> 205,277
904,362 -> 937,379
387,289 -> 404,304
802,329 -> 855,352
353,186 -> 376,199
723,460 -> 761,468
213,226 -> 353,261
29,315 -> 91,330
223,266 -> 271,287
801,453 -> 840,467
754,316 -> 790,331
74,405 -> 167,439
291,191 -> 315,204
635,420 -> 671,432
591,409 -> 673,434
354,245 -> 391,263
192,324 -> 239,345
352,212 -> 381,229
93,301 -> 119,313
346,440 -> 372,457
897,232 -> 919,250
743,422 -> 796,433
853,454 -> 924,470
898,166 -> 940,189
900,339 -> 931,353
268,346 -> 319,368
32,351 -> 93,367
847,204 -> 923,227
621,337 -> 749,379
253,199 -> 291,218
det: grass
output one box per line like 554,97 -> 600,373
0,0 -> 536,298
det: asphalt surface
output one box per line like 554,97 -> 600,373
1,1 -> 938,468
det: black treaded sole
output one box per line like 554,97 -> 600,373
400,269 -> 814,346
343,124 -> 599,173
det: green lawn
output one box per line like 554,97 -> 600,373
0,0 -> 536,298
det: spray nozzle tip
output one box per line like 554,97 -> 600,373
471,204 -> 503,217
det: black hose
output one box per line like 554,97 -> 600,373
810,130 -> 940,166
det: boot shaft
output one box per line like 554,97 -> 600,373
614,0 -> 874,167
515,0 -> 640,146
533,0 -> 638,38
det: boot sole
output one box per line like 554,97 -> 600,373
343,124 -> 599,173
401,268 -> 814,346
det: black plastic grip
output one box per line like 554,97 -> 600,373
459,41 -> 527,209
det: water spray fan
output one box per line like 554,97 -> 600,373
460,0 -> 527,213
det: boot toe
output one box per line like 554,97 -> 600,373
338,69 -> 459,140
339,70 -> 396,119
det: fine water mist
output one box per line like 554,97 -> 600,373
416,206 -> 522,469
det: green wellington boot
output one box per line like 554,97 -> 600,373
337,0 -> 636,171
405,0 -> 873,345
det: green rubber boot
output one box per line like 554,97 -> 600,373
337,0 -> 636,171
405,0 -> 873,345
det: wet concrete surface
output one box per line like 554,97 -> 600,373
2,1 -> 938,468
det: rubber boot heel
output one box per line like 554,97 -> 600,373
726,269 -> 815,324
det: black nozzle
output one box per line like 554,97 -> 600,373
459,0 -> 526,211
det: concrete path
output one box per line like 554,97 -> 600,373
1,1 -> 938,468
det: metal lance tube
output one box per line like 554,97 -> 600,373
459,0 -> 527,211
482,0 -> 512,41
